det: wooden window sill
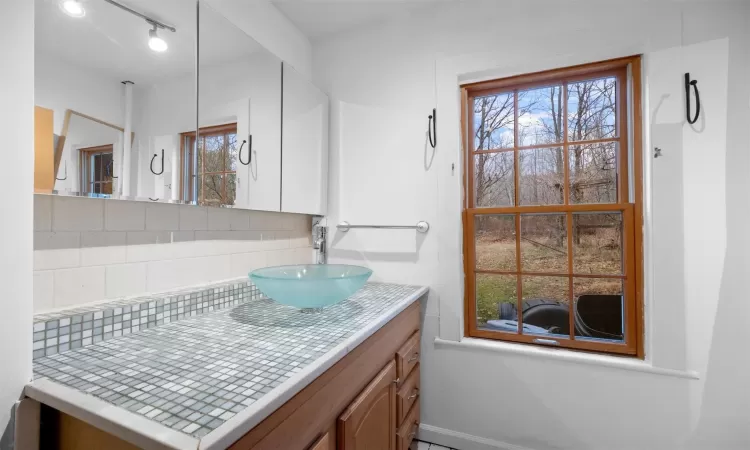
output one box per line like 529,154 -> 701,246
434,337 -> 699,380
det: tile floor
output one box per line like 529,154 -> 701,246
414,440 -> 458,450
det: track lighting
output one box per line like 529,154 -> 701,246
148,25 -> 168,53
60,0 -> 85,18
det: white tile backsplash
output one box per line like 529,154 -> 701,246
53,266 -> 107,308
126,231 -> 173,246
34,249 -> 80,271
80,231 -> 127,248
33,195 -> 314,313
105,263 -> 147,298
145,203 -> 180,230
34,231 -> 81,250
80,246 -> 127,267
33,271 -> 54,311
105,200 -> 146,231
207,208 -> 234,231
52,196 -> 104,231
179,205 -> 208,231
145,255 -> 231,292
34,194 -> 53,231
229,252 -> 267,278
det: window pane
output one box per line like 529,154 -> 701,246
226,173 -> 236,206
475,215 -> 516,271
197,138 -> 204,175
102,153 -> 113,182
473,93 -> 514,150
202,174 -> 223,204
518,85 -> 563,146
573,212 -> 623,275
573,278 -> 624,342
521,276 -> 570,337
476,273 -> 517,331
569,142 -> 618,204
474,152 -> 514,207
226,133 -> 238,171
204,135 -> 224,173
520,214 -> 567,273
567,76 -> 617,142
519,147 -> 564,205
93,154 -> 103,181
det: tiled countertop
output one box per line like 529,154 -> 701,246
25,283 -> 428,450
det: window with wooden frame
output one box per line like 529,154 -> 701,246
180,123 -> 238,206
79,144 -> 114,195
462,56 -> 643,357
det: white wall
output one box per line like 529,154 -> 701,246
35,53 -> 125,135
207,0 -> 312,79
314,1 -> 750,449
0,0 -> 33,436
33,195 -> 312,313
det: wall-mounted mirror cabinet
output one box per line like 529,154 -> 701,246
197,1 -> 282,212
34,0 -> 329,215
35,0 -> 197,202
281,63 -> 329,216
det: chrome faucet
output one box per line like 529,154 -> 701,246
313,222 -> 327,264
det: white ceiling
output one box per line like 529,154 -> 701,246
35,0 -> 265,85
271,0 -> 439,40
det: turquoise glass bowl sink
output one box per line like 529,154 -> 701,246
249,264 -> 373,309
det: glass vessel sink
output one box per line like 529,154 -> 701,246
249,264 -> 373,309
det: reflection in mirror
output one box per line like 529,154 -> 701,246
195,1 -> 282,211
62,112 -> 125,196
34,0 -> 196,203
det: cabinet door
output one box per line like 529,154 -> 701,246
199,3 -> 282,211
281,62 -> 329,215
338,360 -> 397,450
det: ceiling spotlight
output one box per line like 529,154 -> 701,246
148,26 -> 168,53
60,0 -> 85,17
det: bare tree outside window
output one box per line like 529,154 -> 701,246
183,124 -> 238,206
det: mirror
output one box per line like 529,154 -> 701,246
281,62 -> 329,216
34,0 -> 197,202
35,0 -> 329,214
56,111 -> 128,195
196,2 -> 282,211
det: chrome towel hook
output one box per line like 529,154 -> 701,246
150,148 -> 164,175
685,73 -> 700,125
427,108 -> 437,148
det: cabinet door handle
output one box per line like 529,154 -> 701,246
408,388 -> 419,400
408,352 -> 419,363
392,377 -> 400,386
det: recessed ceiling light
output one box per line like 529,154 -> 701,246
60,0 -> 85,18
148,26 -> 168,53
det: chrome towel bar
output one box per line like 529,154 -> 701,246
337,221 -> 430,233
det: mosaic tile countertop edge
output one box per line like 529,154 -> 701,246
29,283 -> 428,449
33,278 -> 262,360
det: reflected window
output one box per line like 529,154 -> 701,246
181,123 -> 238,206
80,145 -> 114,195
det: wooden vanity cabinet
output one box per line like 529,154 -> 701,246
231,301 -> 422,450
337,360 -> 398,450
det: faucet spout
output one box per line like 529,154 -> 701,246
313,223 -> 327,264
